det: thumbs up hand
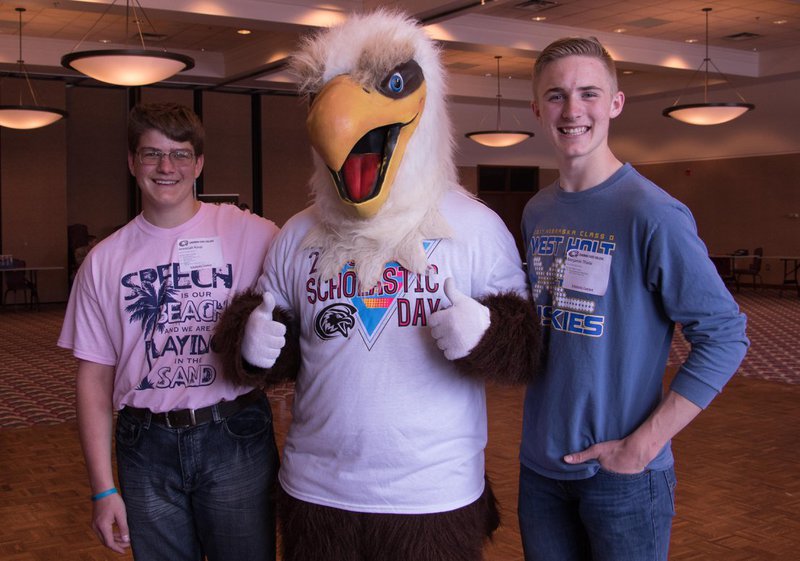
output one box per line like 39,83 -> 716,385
429,278 -> 490,361
241,291 -> 287,369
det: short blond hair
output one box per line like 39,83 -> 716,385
532,37 -> 618,99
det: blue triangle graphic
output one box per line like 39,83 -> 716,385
345,240 -> 441,348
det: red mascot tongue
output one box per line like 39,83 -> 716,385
342,153 -> 380,202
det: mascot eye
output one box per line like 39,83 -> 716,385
388,73 -> 404,93
378,59 -> 423,99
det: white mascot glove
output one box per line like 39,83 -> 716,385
429,277 -> 491,361
241,291 -> 286,369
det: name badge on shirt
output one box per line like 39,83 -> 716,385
176,237 -> 224,271
562,249 -> 612,296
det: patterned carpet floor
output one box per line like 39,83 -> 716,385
668,289 -> 800,385
1,289 -> 797,428
0,303 -> 294,429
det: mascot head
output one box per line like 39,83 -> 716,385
291,10 -> 462,287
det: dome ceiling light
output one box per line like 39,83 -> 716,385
0,7 -> 67,130
466,56 -> 534,147
61,0 -> 194,87
663,8 -> 754,126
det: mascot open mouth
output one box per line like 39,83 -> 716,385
306,61 -> 426,218
331,121 -> 408,204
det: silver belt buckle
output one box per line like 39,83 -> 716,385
189,408 -> 197,426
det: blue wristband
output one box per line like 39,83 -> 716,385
91,487 -> 118,502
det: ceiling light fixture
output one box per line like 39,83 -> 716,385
663,7 -> 754,125
61,0 -> 194,87
0,7 -> 67,130
466,56 -> 534,148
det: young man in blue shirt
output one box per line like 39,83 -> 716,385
518,37 -> 748,561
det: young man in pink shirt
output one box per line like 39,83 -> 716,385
59,103 -> 280,561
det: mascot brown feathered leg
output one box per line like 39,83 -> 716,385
213,10 -> 541,561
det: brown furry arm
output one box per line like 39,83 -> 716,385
453,292 -> 542,385
212,288 -> 301,387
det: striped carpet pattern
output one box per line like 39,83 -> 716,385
1,289 -> 798,428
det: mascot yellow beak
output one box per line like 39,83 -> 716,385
307,60 -> 426,218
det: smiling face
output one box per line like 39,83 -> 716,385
128,129 -> 204,226
532,55 -> 624,188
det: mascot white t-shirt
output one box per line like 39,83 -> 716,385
264,190 -> 526,514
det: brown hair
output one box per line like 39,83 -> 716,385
127,102 -> 205,156
532,37 -> 618,100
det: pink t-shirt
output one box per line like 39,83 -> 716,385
58,203 -> 278,412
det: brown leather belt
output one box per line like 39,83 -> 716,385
123,389 -> 263,428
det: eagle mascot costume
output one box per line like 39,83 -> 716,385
214,10 -> 541,561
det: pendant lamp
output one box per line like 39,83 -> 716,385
0,8 -> 67,130
466,56 -> 533,147
662,8 -> 754,125
61,0 -> 194,87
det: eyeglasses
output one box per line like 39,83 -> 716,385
137,148 -> 195,166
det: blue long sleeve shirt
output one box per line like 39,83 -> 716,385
521,163 -> 748,479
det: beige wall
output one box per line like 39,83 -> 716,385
261,95 -> 313,227
141,88 -> 193,106
461,156 -> 800,287
637,155 -> 800,286
66,86 -> 129,239
203,92 -> 252,205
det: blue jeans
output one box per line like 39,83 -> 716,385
115,394 -> 278,561
518,463 -> 676,561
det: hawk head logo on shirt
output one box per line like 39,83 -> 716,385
314,303 -> 358,340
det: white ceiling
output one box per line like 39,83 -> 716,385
1,0 -> 799,103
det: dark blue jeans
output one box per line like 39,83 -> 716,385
518,463 -> 676,561
115,394 -> 278,561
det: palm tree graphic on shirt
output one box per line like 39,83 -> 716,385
124,278 -> 179,390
